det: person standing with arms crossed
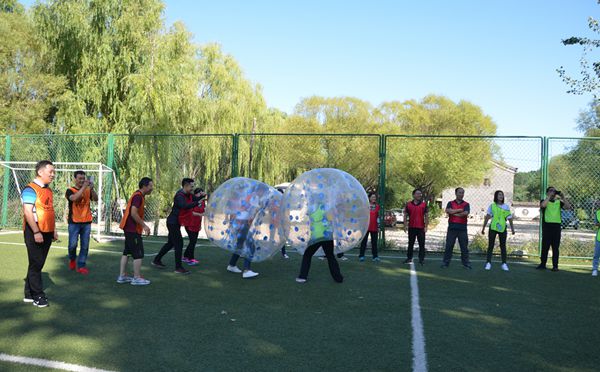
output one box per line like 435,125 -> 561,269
117,177 -> 153,285
21,160 -> 58,307
441,187 -> 472,269
65,171 -> 98,274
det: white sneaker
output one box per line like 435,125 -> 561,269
283,254 -> 290,259
295,278 -> 307,283
227,265 -> 242,273
242,270 -> 259,279
501,263 -> 509,272
116,275 -> 133,284
593,270 -> 598,277
130,277 -> 150,286
340,256 -> 349,261
485,262 -> 491,270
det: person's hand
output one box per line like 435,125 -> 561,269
511,229 -> 516,235
424,226 -> 428,233
34,232 -> 44,244
83,178 -> 91,188
143,224 -> 151,236
481,228 -> 485,235
53,231 -> 58,242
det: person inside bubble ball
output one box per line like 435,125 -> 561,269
226,187 -> 261,279
296,202 -> 343,283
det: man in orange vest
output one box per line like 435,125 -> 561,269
21,160 -> 58,308
65,171 -> 98,275
117,177 -> 153,286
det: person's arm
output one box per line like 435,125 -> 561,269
130,205 -> 150,235
90,186 -> 98,202
508,218 -> 515,234
481,214 -> 491,234
192,212 -> 204,217
22,204 -> 44,243
424,212 -> 429,233
560,198 -> 571,210
455,204 -> 470,218
68,187 -> 86,202
174,193 -> 198,210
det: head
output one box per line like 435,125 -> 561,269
493,190 -> 505,204
139,177 -> 154,195
455,187 -> 465,201
368,192 -> 377,204
412,188 -> 423,202
73,170 -> 86,188
193,187 -> 205,198
181,178 -> 195,194
35,160 -> 55,185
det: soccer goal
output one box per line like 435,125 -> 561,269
0,161 -> 123,242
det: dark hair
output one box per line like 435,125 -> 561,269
35,160 -> 53,177
412,188 -> 422,195
74,170 -> 86,179
546,186 -> 556,193
277,188 -> 285,194
455,187 -> 464,194
368,192 -> 376,198
493,190 -> 504,204
193,187 -> 204,194
139,177 -> 153,189
182,178 -> 194,187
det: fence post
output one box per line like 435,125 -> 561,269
539,137 -> 549,257
1,135 -> 11,227
378,135 -> 386,250
103,134 -> 115,234
231,134 -> 239,178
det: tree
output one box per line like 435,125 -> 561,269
558,1 -> 600,95
0,0 -> 68,134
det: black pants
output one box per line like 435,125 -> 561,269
486,230 -> 507,263
359,231 -> 379,258
442,229 -> 470,265
24,226 -> 53,299
541,224 -> 561,268
155,224 -> 184,269
183,228 -> 199,259
299,240 -> 343,282
407,228 -> 426,262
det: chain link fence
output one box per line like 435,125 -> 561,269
0,133 -> 596,259
547,137 -> 600,258
384,136 -> 543,259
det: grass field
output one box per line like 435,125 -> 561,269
0,231 -> 598,372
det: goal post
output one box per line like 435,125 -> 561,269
0,161 -> 123,242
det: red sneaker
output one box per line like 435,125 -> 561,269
69,259 -> 76,270
77,267 -> 89,275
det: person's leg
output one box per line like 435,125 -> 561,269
323,241 -> 343,282
171,225 -> 184,269
540,226 -> 551,267
77,223 -> 91,268
371,231 -> 379,258
417,228 -> 426,263
298,243 -> 320,279
243,258 -> 252,271
442,229 -> 457,265
486,230 -> 497,263
458,230 -> 470,266
133,259 -> 143,278
407,228 -> 417,260
593,240 -> 600,271
26,231 -> 52,299
499,231 -> 508,264
359,234 -> 368,258
183,228 -> 198,260
229,254 -> 240,267
154,228 -> 174,263
67,223 -> 79,262
132,236 -> 145,278
552,226 -> 561,269
281,246 -> 287,256
119,255 -> 129,277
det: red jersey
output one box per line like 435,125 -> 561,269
404,200 -> 428,229
368,203 -> 380,232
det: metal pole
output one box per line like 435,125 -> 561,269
1,135 -> 11,227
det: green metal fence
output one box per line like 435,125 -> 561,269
0,133 -> 597,259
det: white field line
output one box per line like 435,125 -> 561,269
409,262 -> 428,372
0,353 -> 116,372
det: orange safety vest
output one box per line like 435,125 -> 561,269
24,182 -> 56,233
68,187 -> 93,223
119,190 -> 145,234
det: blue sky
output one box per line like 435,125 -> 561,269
161,0 -> 599,138
19,0 -> 600,137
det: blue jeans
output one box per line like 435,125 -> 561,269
593,240 -> 600,271
68,223 -> 91,267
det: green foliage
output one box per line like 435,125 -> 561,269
513,170 -> 541,202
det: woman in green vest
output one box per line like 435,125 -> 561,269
592,201 -> 600,277
538,186 -> 571,271
481,190 -> 515,271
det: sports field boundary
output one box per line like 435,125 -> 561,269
0,353 -> 116,372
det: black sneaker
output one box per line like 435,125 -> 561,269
463,264 -> 472,270
551,267 -> 559,272
174,268 -> 191,275
536,264 -> 546,270
151,260 -> 166,269
440,263 -> 449,268
33,296 -> 49,308
419,260 -> 424,266
403,258 -> 413,264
